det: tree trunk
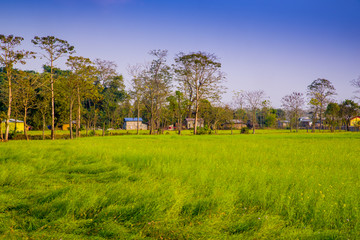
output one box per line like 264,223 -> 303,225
102,122 -> 106,136
5,71 -> 12,141
137,98 -> 140,135
50,60 -> 55,140
42,113 -> 46,140
194,98 -> 199,135
177,95 -> 182,135
76,87 -> 81,138
24,107 -> 28,141
252,111 -> 256,134
93,103 -> 97,133
69,100 -> 73,139
0,121 -> 3,141
86,121 -> 89,136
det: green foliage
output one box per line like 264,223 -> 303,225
240,126 -> 250,134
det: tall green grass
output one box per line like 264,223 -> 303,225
0,133 -> 359,239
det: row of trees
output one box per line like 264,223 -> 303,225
1,34 -> 360,141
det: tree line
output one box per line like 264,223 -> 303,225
0,34 -> 359,141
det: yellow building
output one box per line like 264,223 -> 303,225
350,116 -> 360,127
0,119 -> 25,132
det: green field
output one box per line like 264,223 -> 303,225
0,133 -> 359,239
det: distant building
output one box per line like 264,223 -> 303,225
123,118 -> 148,130
185,118 -> 204,129
223,119 -> 247,129
299,117 -> 312,128
60,121 -> 77,131
350,116 -> 360,127
277,120 -> 290,129
0,119 -> 25,132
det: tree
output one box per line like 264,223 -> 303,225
128,64 -> 145,135
167,91 -> 188,135
66,56 -> 97,138
142,50 -> 172,134
13,71 -> 43,140
211,104 -> 233,134
0,34 -> 35,141
325,102 -> 340,132
94,59 -> 125,135
232,90 -> 247,123
32,36 -> 74,140
98,76 -> 126,136
36,74 -> 51,140
281,92 -> 304,132
244,90 -> 266,134
351,76 -> 360,101
307,78 -> 336,131
339,100 -> 359,131
174,52 -> 225,135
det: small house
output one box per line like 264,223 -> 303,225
277,120 -> 290,129
185,118 -> 204,129
0,119 -> 25,132
299,117 -> 312,128
123,118 -> 148,130
60,121 -> 77,131
350,116 -> 360,127
223,119 -> 247,129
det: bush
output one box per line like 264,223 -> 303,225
240,127 -> 250,134
88,130 -> 96,136
196,126 -> 211,135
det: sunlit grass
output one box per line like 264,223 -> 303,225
0,133 -> 359,239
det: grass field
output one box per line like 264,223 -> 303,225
0,132 -> 359,239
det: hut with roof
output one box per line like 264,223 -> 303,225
123,118 -> 148,130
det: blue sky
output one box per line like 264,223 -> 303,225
2,0 -> 360,107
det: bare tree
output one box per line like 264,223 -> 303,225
142,50 -> 172,134
307,78 -> 336,131
232,90 -> 247,123
128,63 -> 145,135
351,76 -> 360,102
174,52 -> 225,135
13,71 -> 44,140
244,90 -> 266,134
281,92 -> 304,132
32,36 -> 74,140
0,35 -> 34,141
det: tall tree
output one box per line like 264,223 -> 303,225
0,35 -> 34,141
94,59 -> 125,135
325,102 -> 340,132
36,74 -> 51,140
66,56 -> 97,138
32,36 -> 74,140
142,50 -> 172,134
128,64 -> 145,135
167,91 -> 188,135
339,100 -> 359,131
232,90 -> 247,123
281,92 -> 304,132
244,90 -> 266,134
13,71 -> 43,140
351,76 -> 360,101
307,78 -> 336,131
174,52 -> 225,135
99,75 -> 126,135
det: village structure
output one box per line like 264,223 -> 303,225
122,118 -> 148,130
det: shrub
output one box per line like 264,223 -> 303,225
241,127 -> 250,134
